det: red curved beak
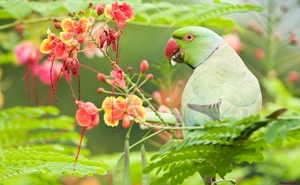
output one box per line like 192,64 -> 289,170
165,38 -> 179,61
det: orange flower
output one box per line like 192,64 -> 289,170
60,17 -> 92,44
75,100 -> 99,129
40,28 -> 59,54
102,95 -> 146,128
105,1 -> 134,28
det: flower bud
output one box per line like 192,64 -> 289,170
54,22 -> 61,29
254,48 -> 265,60
146,74 -> 154,80
97,5 -> 105,16
122,115 -> 131,128
97,87 -> 105,94
53,17 -> 59,22
287,71 -> 299,82
152,91 -> 162,104
88,2 -> 94,8
127,66 -> 132,72
97,73 -> 106,82
289,32 -> 297,45
140,60 -> 149,73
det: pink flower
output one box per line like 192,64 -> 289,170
223,33 -> 242,53
105,1 -> 134,28
33,60 -> 70,85
14,41 -> 41,66
33,60 -> 62,85
99,28 -> 122,52
255,48 -> 265,60
107,68 -> 126,89
75,100 -> 99,129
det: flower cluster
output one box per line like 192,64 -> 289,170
102,95 -> 146,128
14,41 -> 69,85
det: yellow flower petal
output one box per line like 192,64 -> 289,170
134,105 -> 147,123
104,4 -> 112,19
59,32 -> 74,44
61,18 -> 73,32
40,38 -> 52,54
103,110 -> 119,127
128,95 -> 143,106
102,96 -> 116,110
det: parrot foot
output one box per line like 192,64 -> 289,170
172,108 -> 183,127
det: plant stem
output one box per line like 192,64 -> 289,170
0,17 -> 54,30
265,0 -> 276,72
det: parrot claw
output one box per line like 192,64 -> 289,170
172,108 -> 183,126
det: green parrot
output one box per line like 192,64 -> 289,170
165,26 -> 262,185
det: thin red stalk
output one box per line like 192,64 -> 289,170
50,61 -> 58,102
23,65 -> 31,103
31,71 -> 39,105
42,125 -> 75,144
74,126 -> 87,171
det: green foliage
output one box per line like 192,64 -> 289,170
144,112 -> 300,185
0,0 -> 262,31
0,106 -> 108,183
132,1 -> 262,29
113,140 -> 132,185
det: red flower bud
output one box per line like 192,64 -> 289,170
122,115 -> 131,128
54,22 -> 61,29
289,32 -> 297,45
97,87 -> 105,94
146,74 -> 154,80
287,71 -> 299,82
97,73 -> 106,82
81,10 -> 86,15
255,48 -> 265,60
97,5 -> 105,16
68,12 -> 74,17
53,17 -> 59,22
88,2 -> 94,8
140,60 -> 149,73
127,66 -> 132,72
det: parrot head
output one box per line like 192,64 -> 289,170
165,26 -> 224,69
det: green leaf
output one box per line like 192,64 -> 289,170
64,0 -> 89,12
113,139 -> 132,185
131,1 -> 263,29
0,0 -> 32,19
265,119 -> 300,143
141,143 -> 150,185
0,106 -> 108,180
0,146 -> 108,180
29,1 -> 65,17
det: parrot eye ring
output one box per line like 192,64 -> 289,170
184,33 -> 195,42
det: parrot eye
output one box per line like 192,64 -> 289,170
184,33 -> 195,42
